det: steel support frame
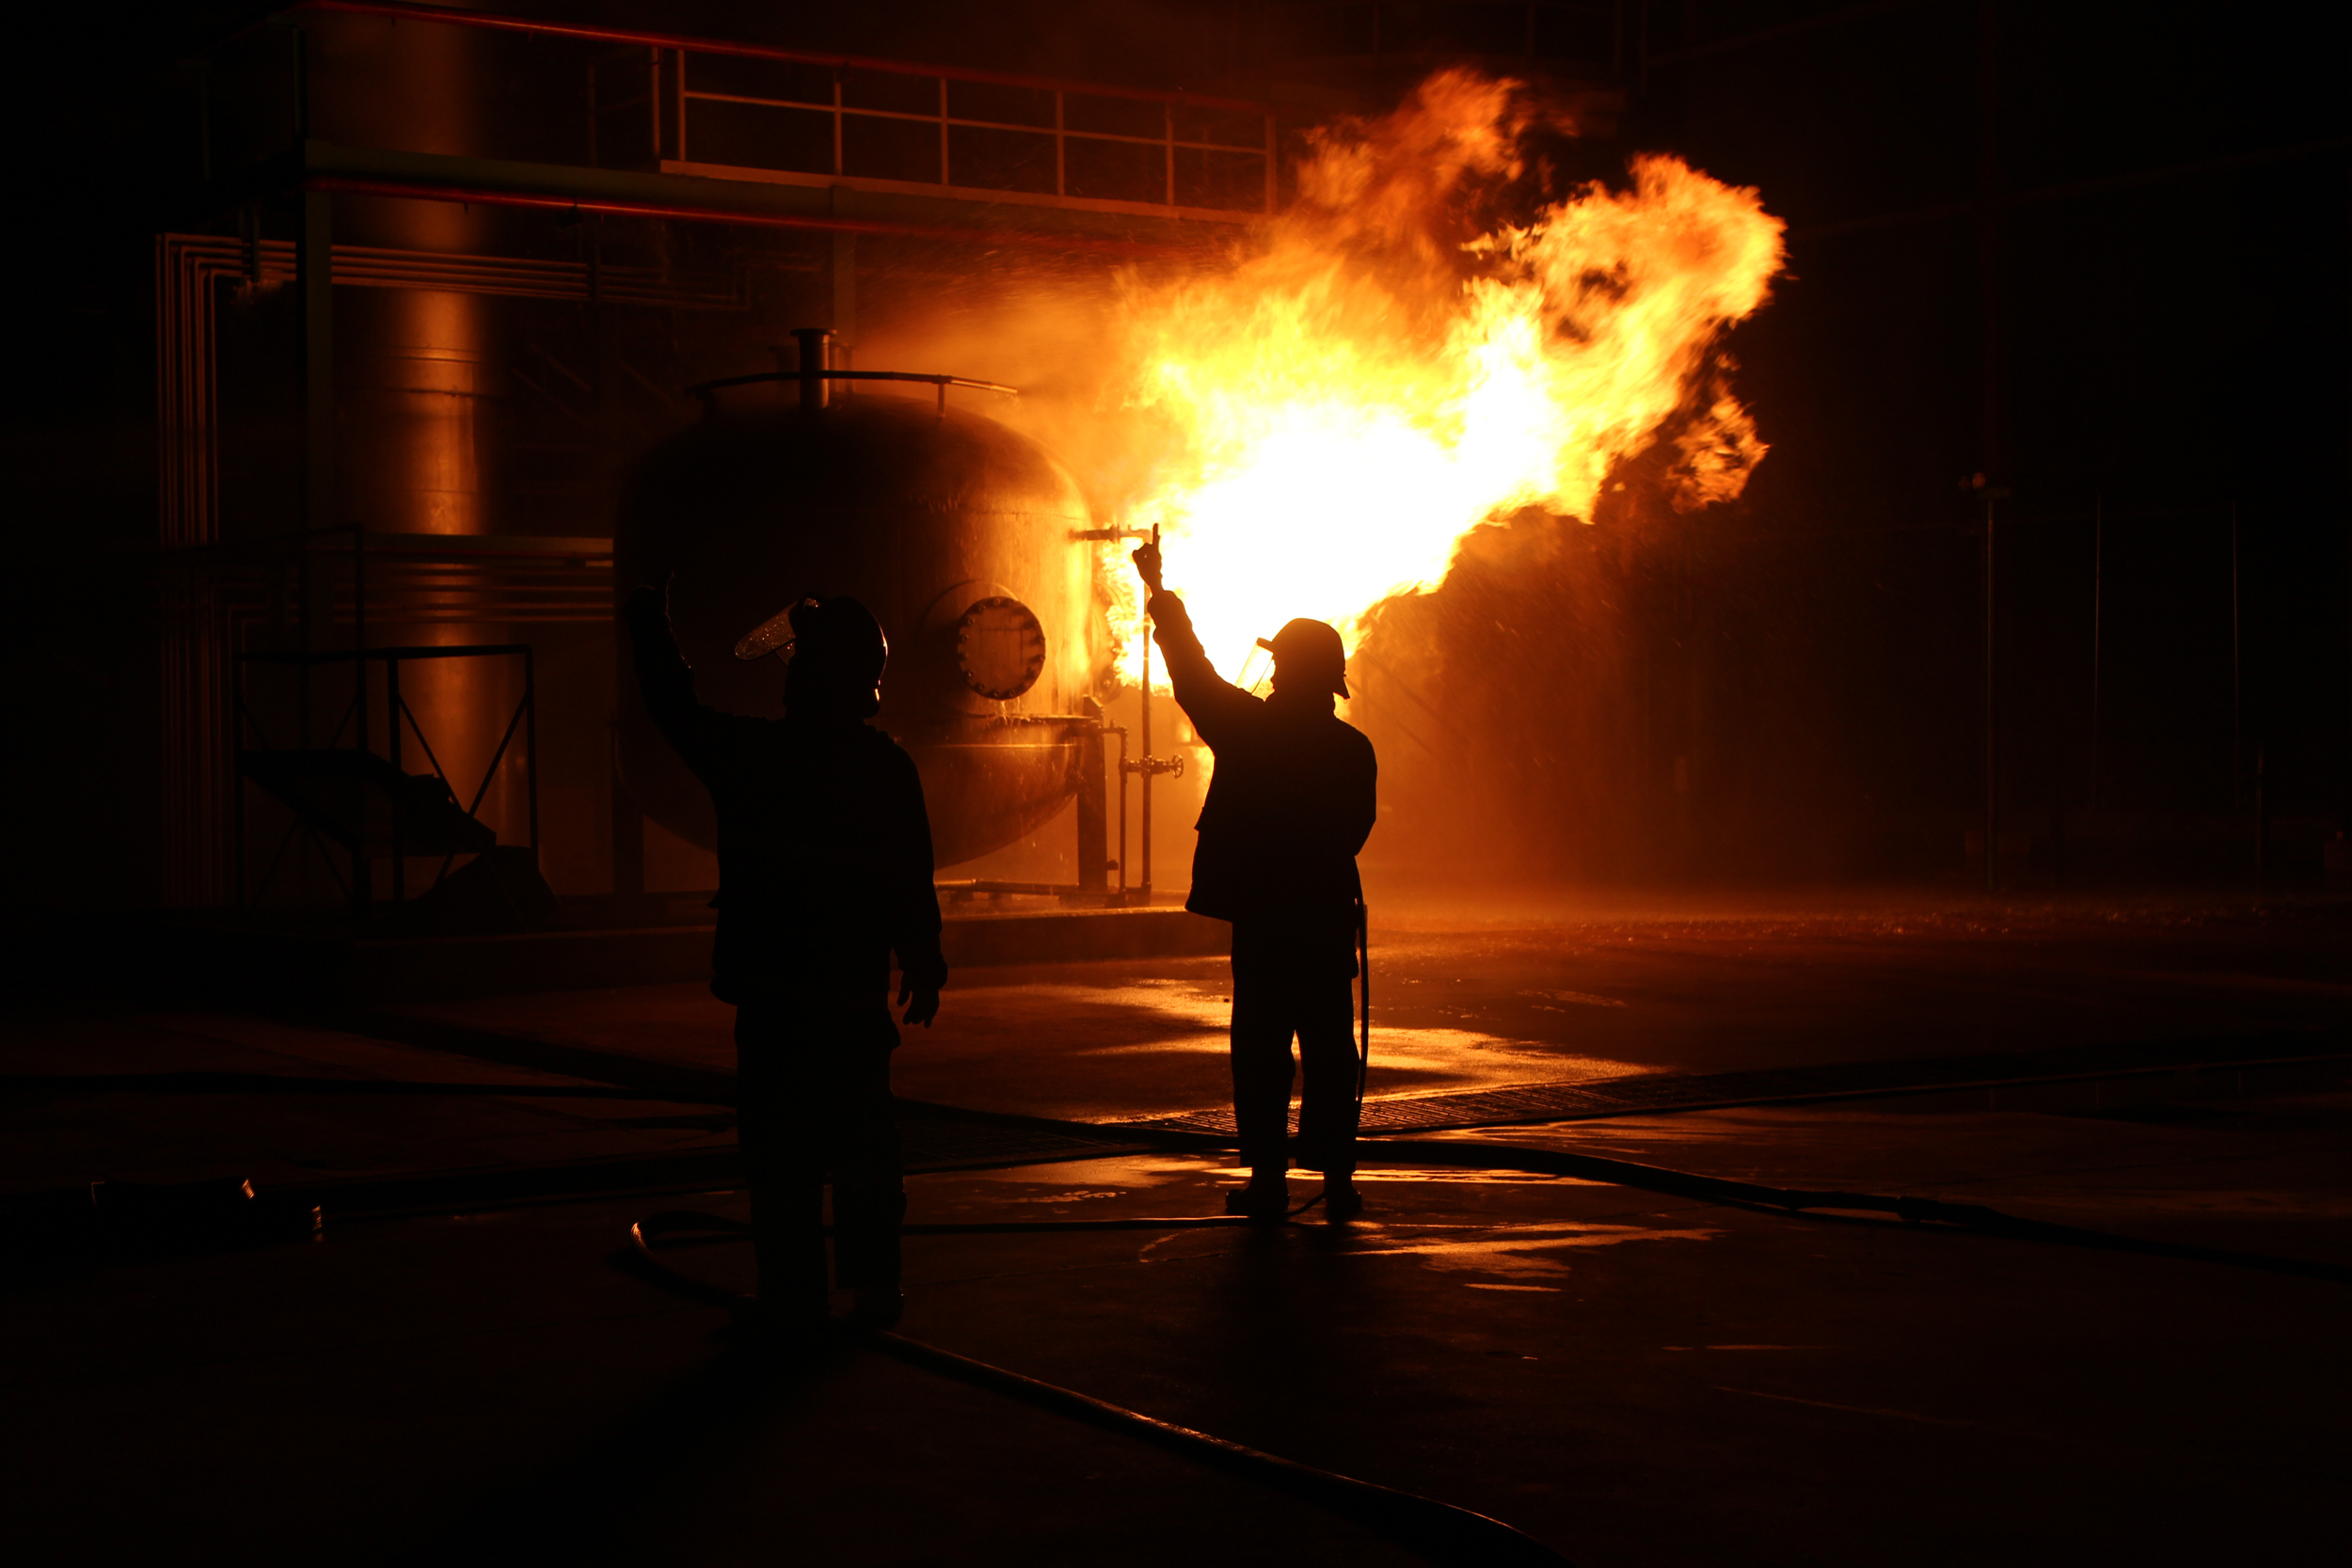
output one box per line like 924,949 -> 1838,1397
232,643 -> 540,920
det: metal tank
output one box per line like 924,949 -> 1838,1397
612,336 -> 1106,869
310,4 -> 525,842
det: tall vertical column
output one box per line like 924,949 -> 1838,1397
311,2 -> 522,882
296,187 -> 336,668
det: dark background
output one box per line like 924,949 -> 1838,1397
4,0 -> 2344,908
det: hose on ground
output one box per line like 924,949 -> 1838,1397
625,1212 -> 1572,1568
884,1101 -> 2352,1286
1350,1135 -> 2352,1285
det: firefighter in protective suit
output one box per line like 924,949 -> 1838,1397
621,582 -> 946,1330
1133,535 -> 1377,1222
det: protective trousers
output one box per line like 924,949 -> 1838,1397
1229,918 -> 1360,1178
733,999 -> 906,1323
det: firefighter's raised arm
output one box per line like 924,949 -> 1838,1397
1133,529 -> 1255,746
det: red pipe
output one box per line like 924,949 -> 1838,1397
301,175 -> 1215,257
290,0 -> 1280,115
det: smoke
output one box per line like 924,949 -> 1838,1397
850,69 -> 1787,883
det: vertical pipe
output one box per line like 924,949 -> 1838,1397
298,192 -> 336,553
2089,495 -> 2102,811
389,654 -> 405,904
1974,0 -> 2004,483
524,647 -> 540,860
2254,742 -> 2267,881
159,239 -> 237,906
297,186 -> 335,767
2231,502 -> 2242,809
232,651 -> 246,909
1976,0 -> 2002,895
593,220 -> 644,902
1140,613 -> 1154,899
1984,494 -> 1997,893
792,326 -> 834,410
1076,715 -> 1107,895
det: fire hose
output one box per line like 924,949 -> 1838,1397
27,913 -> 2346,1568
618,1121 -> 2352,1568
624,1211 -> 1570,1568
619,918 -> 2350,1568
612,910 -> 1593,1568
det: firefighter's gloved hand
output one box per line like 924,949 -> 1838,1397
1132,532 -> 1164,595
620,578 -> 672,631
898,955 -> 946,1028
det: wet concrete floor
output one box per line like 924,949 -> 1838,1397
4,890 -> 2348,1564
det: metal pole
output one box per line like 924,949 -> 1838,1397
1985,493 -> 1997,894
524,647 -> 540,860
2254,741 -> 2267,882
2089,495 -> 2102,812
296,182 -> 334,742
792,326 -> 834,410
231,650 -> 246,910
388,655 -> 403,905
1140,611 -> 1153,901
2231,502 -> 2242,809
1974,0 -> 2003,895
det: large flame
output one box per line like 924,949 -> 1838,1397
1104,71 -> 1787,686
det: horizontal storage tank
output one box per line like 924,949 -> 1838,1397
613,362 -> 1106,868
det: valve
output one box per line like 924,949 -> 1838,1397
1121,754 -> 1184,779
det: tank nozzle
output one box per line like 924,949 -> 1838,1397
790,327 -> 836,410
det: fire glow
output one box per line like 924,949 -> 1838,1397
1103,71 -> 1788,687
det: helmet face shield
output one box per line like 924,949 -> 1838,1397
738,595 -> 889,715
733,606 -> 798,663
1257,618 -> 1349,698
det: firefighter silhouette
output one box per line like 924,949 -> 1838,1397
623,582 -> 946,1329
1133,533 -> 1376,1221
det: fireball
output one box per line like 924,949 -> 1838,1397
1102,70 -> 1788,686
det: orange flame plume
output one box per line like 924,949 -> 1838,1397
1104,70 -> 1788,687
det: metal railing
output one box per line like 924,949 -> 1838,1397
655,51 -> 1278,218
279,1 -> 1282,221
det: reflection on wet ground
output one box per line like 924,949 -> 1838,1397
5,891 -> 2349,1564
399,891 -> 2352,1125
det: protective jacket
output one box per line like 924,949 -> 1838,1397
628,605 -> 946,1006
1148,591 -> 1376,927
